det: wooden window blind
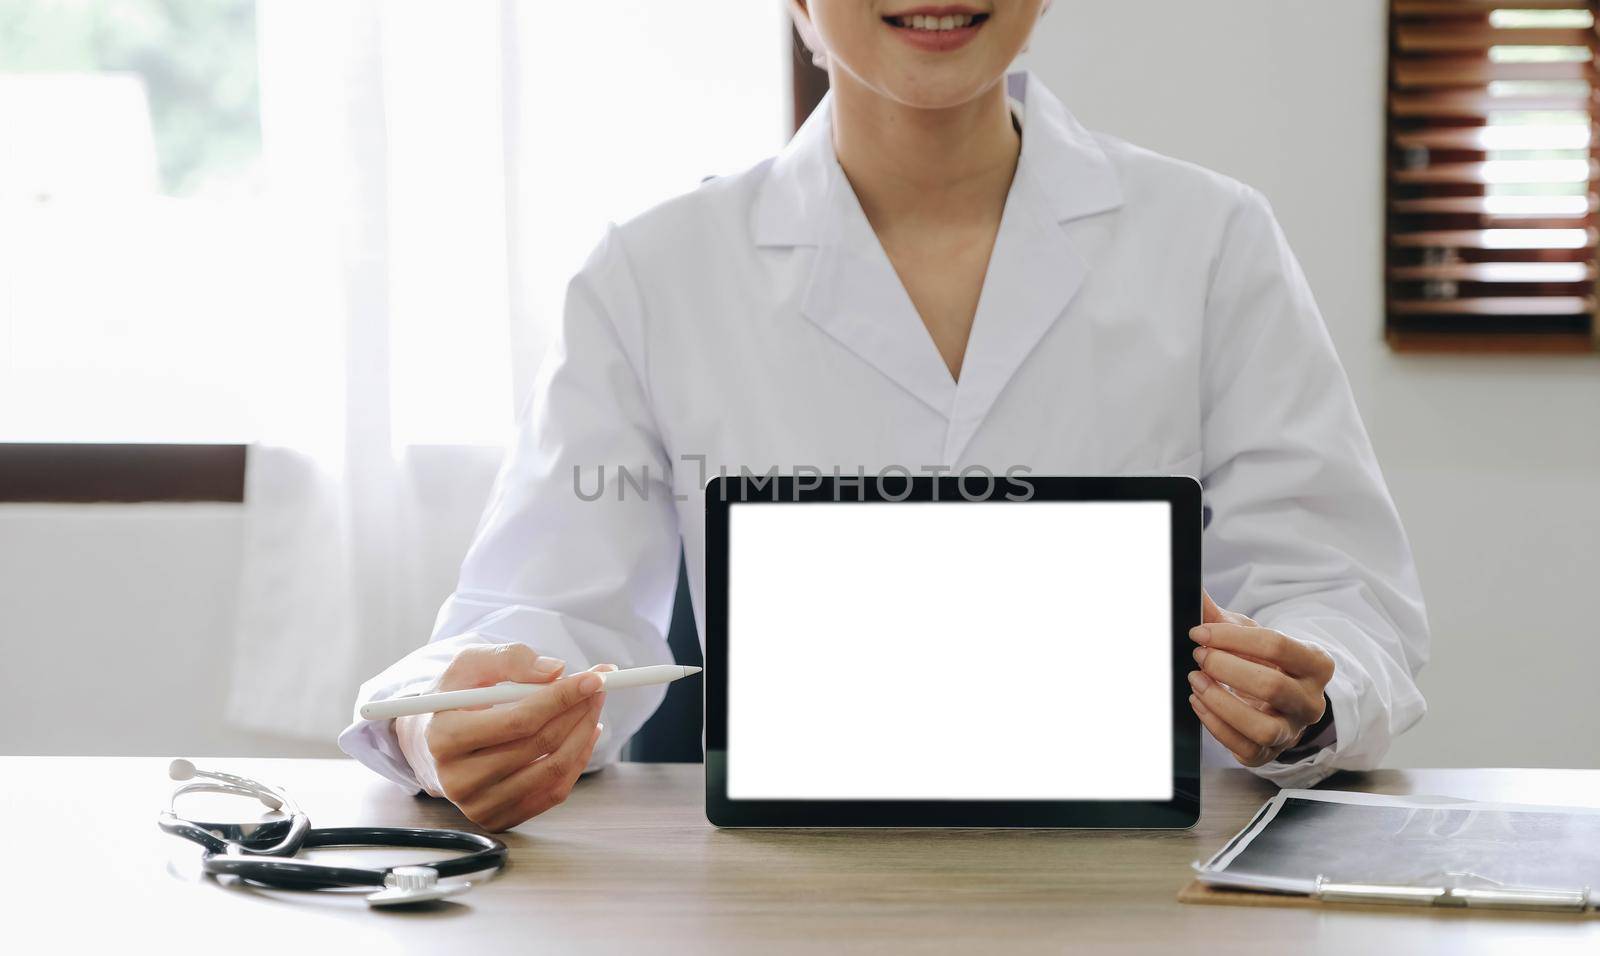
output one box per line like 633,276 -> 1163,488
1388,0 -> 1600,351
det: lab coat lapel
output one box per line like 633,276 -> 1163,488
752,74 -> 1124,436
943,73 -> 1124,463
800,185 -> 960,419
757,95 -> 957,418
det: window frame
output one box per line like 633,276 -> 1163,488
0,443 -> 245,503
792,25 -> 829,134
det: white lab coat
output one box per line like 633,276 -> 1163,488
340,72 -> 1428,792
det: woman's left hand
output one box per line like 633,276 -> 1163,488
1187,591 -> 1335,767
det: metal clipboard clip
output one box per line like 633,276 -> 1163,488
1314,871 -> 1593,913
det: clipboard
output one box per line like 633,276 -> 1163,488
1186,788 -> 1600,917
1178,876 -> 1596,916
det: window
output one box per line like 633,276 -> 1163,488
0,1 -> 789,455
0,0 -> 269,441
1387,0 -> 1600,351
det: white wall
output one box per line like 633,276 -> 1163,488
0,504 -> 335,757
3,1 -> 1597,767
1021,0 -> 1600,767
0,449 -> 500,758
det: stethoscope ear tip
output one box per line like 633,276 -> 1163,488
169,758 -> 197,781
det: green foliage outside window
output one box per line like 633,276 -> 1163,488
0,0 -> 260,195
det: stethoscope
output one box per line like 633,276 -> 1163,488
158,759 -> 507,907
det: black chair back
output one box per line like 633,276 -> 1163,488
622,552 -> 704,762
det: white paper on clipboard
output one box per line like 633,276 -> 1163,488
1194,789 -> 1600,906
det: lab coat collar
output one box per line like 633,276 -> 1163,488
756,72 -> 1122,460
752,71 -> 1123,246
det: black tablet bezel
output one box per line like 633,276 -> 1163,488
703,474 -> 1202,828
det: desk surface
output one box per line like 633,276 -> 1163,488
7,758 -> 1599,953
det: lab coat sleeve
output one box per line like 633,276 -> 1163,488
1198,186 -> 1429,789
338,225 -> 682,790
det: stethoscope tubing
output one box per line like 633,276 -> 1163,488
196,826 -> 508,890
160,762 -> 508,893
159,808 -> 311,857
164,777 -> 310,857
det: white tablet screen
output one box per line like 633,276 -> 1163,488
726,500 -> 1173,801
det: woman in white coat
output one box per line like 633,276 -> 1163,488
340,0 -> 1428,831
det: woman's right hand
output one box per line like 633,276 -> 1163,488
394,643 -> 608,831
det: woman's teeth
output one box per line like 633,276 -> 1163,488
891,13 -> 978,31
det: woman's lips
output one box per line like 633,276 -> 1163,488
883,10 -> 989,54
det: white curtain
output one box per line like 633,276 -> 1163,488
226,0 -> 788,741
226,1 -> 514,738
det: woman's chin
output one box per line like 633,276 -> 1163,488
842,57 -> 1010,112
880,74 -> 1007,112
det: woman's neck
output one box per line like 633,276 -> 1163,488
828,71 -> 1021,230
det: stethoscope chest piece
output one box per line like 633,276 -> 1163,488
365,866 -> 471,908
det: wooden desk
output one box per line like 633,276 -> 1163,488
6,758 -> 1598,953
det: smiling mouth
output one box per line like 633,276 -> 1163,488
883,12 -> 991,32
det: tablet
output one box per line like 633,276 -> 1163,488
704,474 -> 1201,828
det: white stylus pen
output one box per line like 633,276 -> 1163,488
358,664 -> 703,721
